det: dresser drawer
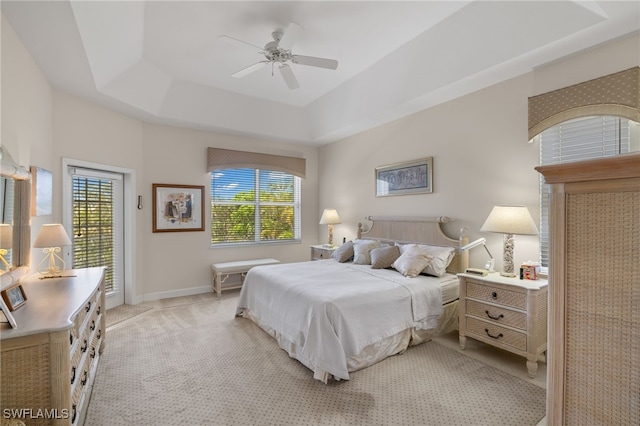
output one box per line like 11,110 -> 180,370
465,317 -> 527,351
466,299 -> 527,330
466,281 -> 526,310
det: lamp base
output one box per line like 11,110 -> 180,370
499,272 -> 517,278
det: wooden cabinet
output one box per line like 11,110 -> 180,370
537,153 -> 640,425
1,268 -> 106,425
309,245 -> 336,260
458,273 -> 548,378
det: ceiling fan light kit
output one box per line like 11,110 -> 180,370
224,22 -> 338,90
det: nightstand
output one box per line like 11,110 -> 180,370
458,272 -> 548,377
310,244 -> 336,260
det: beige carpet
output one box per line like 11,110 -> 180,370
105,304 -> 153,328
86,294 -> 545,426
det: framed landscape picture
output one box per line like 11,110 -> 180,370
375,157 -> 433,197
152,184 -> 205,232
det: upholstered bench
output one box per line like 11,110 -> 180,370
211,258 -> 280,297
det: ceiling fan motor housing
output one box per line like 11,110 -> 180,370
264,40 -> 292,63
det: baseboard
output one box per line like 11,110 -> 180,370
142,285 -> 211,302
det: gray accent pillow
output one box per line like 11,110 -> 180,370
332,241 -> 354,262
370,245 -> 400,269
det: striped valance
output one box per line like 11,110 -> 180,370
207,147 -> 306,178
528,67 -> 640,140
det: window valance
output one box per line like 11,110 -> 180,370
528,67 -> 640,140
207,147 -> 306,178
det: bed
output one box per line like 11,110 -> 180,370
235,216 -> 469,383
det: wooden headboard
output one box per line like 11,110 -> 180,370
357,216 -> 469,274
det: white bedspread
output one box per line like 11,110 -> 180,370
235,260 -> 447,381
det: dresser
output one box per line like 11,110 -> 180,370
537,153 -> 639,425
0,268 -> 106,425
458,272 -> 548,378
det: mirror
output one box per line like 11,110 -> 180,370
0,146 -> 31,284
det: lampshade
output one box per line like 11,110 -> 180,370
319,209 -> 341,225
0,224 -> 13,249
480,205 -> 538,235
34,224 -> 72,248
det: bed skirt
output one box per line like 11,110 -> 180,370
238,299 -> 459,383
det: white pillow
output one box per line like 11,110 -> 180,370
392,245 -> 434,278
353,239 -> 381,265
398,243 -> 456,277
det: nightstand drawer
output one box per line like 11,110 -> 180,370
466,281 -> 526,310
466,317 -> 527,351
466,299 -> 527,330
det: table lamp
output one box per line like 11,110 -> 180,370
0,224 -> 13,274
480,205 -> 538,277
319,208 -> 341,247
34,224 -> 72,278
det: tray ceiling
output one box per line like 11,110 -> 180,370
2,1 -> 639,145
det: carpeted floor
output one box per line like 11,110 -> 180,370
87,294 -> 546,426
105,304 -> 153,328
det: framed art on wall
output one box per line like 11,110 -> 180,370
152,184 -> 205,233
30,166 -> 53,216
375,157 -> 433,197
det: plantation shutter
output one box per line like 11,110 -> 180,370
539,116 -> 631,267
70,168 -> 123,294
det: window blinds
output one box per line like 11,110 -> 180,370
210,168 -> 301,245
539,116 -> 631,267
70,168 -> 123,294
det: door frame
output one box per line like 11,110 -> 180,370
62,158 -> 136,306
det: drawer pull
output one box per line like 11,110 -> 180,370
81,339 -> 88,353
70,334 -> 74,345
72,405 -> 77,423
90,347 -> 96,359
81,370 -> 88,386
85,301 -> 92,312
485,328 -> 503,340
97,329 -> 102,340
96,306 -> 101,315
485,310 -> 504,321
71,366 -> 76,384
491,291 -> 498,300
90,320 -> 96,331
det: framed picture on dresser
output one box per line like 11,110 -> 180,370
0,294 -> 17,328
1,283 -> 27,311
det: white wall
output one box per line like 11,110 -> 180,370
318,32 -> 640,272
1,14 -> 53,269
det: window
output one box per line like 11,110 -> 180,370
538,116 -> 637,267
70,169 -> 124,297
210,168 -> 301,245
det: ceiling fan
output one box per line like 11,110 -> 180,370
219,23 -> 338,90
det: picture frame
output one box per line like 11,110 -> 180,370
0,295 -> 17,328
375,157 -> 433,197
1,283 -> 27,312
152,184 -> 205,233
30,166 -> 53,216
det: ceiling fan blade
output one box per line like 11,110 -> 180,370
292,55 -> 338,70
218,35 -> 264,51
279,64 -> 300,90
232,61 -> 268,78
278,22 -> 303,50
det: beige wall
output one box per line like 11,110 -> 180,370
3,10 -> 638,299
318,32 -> 640,272
1,15 -> 53,267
